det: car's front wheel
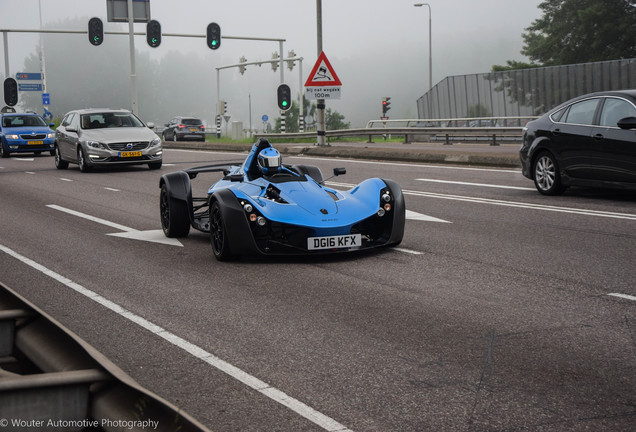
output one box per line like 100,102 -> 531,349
210,200 -> 232,261
159,184 -> 190,237
78,147 -> 91,172
533,151 -> 565,195
0,143 -> 9,158
54,145 -> 68,169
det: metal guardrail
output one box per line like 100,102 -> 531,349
254,126 -> 525,146
0,281 -> 210,432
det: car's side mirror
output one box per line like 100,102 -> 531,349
333,167 -> 346,176
229,174 -> 244,182
49,122 -> 55,128
66,126 -> 77,133
617,116 -> 636,130
147,122 -> 155,129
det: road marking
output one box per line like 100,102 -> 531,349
328,182 -> 636,221
417,178 -> 534,191
46,204 -> 182,247
0,243 -> 353,432
60,178 -> 73,182
394,248 -> 423,255
406,209 -> 450,223
104,187 -> 120,192
25,171 -> 35,175
608,293 -> 636,302
12,157 -> 34,161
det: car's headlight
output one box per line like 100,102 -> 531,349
150,137 -> 161,147
5,134 -> 19,140
86,140 -> 106,149
47,133 -> 55,139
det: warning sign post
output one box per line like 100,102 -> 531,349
304,51 -> 342,100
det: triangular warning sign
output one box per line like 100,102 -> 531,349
304,51 -> 342,87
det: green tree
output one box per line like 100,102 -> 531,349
493,0 -> 636,71
523,0 -> 636,65
325,108 -> 350,130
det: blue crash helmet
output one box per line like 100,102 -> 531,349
257,147 -> 282,175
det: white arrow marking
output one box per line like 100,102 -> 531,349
47,204 -> 182,247
107,229 -> 183,246
406,209 -> 451,223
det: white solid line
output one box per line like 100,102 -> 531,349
0,243 -> 353,432
47,204 -> 135,232
25,171 -> 35,175
104,187 -> 120,192
417,178 -> 534,191
60,178 -> 73,182
607,293 -> 636,302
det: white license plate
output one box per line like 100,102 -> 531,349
307,234 -> 362,250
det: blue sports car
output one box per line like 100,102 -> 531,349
0,112 -> 56,158
159,139 -> 405,260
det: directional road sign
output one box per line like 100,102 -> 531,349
18,83 -> 43,92
16,73 -> 43,80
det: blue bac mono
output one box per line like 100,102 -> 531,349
159,139 -> 405,260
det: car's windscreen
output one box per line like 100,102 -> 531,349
2,115 -> 47,127
80,113 -> 144,129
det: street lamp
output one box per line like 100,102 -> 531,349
413,3 -> 432,92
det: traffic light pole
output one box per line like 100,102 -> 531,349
127,0 -> 139,115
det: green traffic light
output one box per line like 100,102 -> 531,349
282,101 -> 288,107
211,40 -> 218,46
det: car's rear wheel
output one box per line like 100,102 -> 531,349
54,145 -> 68,169
159,184 -> 190,237
78,147 -> 91,172
210,200 -> 232,261
533,151 -> 565,195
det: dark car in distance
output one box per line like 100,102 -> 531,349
520,90 -> 636,195
162,117 -> 205,142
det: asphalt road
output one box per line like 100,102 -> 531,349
1,148 -> 635,431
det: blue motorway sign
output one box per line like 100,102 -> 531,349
42,93 -> 50,105
16,72 -> 43,80
262,115 -> 269,122
18,83 -> 43,91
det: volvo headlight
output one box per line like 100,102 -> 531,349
86,140 -> 106,149
150,137 -> 161,147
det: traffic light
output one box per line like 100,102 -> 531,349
382,97 -> 391,115
206,23 -> 221,50
277,84 -> 291,111
146,20 -> 161,48
239,56 -> 247,75
223,101 -> 227,114
3,78 -> 18,106
88,17 -> 103,46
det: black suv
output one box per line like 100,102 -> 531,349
162,117 -> 205,142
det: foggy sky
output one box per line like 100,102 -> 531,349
1,0 -> 543,128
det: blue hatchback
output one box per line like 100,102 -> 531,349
0,113 -> 56,158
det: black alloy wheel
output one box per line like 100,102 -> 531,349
159,184 -> 190,237
210,200 -> 232,260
